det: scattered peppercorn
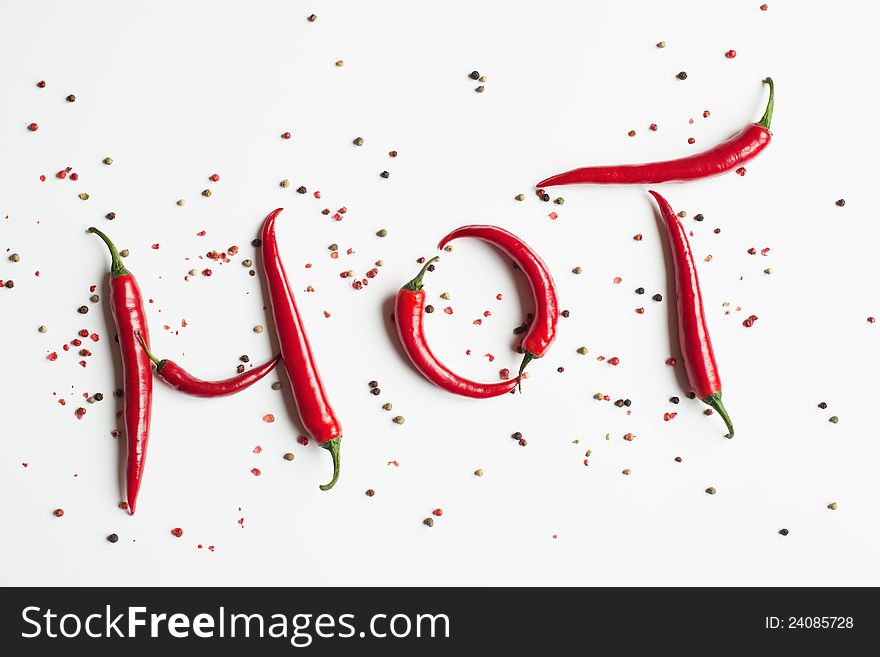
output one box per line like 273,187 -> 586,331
308,13 -> 317,22
694,213 -> 704,222
90,295 -> 100,303
469,71 -> 480,80
79,192 -> 90,201
829,416 -> 839,424
365,489 -> 375,497
253,325 -> 264,334
103,157 -> 113,165
280,179 -> 290,188
622,469 -> 631,475
78,305 -> 89,314
674,456 -> 682,463
511,431 -> 522,440
676,71 -> 688,80
335,60 -> 344,67
541,193 -> 550,202
686,392 -> 696,400
628,130 -> 636,137
201,189 -> 212,197
670,396 -> 680,404
53,508 -> 64,517
9,253 -> 20,262
353,137 -> 364,146
66,94 -> 76,102
515,194 -> 525,201
5,280 -> 15,288
176,199 -> 185,206
827,502 -> 838,510
635,287 -> 645,294
39,325 -> 48,333
778,528 -> 789,536
561,309 -> 570,318
380,170 -> 390,178
474,468 -> 484,477
656,41 -> 666,48
389,150 -> 398,157
423,518 -> 434,527
652,293 -> 663,302
107,533 -> 119,543
705,487 -> 716,495
242,259 -> 253,268
382,403 -> 392,411
835,199 -> 846,207
576,346 -> 588,355
283,452 -> 295,461
572,266 -> 582,274
425,304 -> 434,313
105,212 -> 116,221
392,416 -> 405,425
271,382 -> 282,391
252,239 -> 262,247
296,186 -> 307,194
817,402 -> 827,409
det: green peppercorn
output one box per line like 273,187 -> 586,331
577,346 -> 588,355
475,86 -> 485,93
553,197 -> 564,205
829,416 -> 839,424
271,382 -> 282,390
827,502 -> 838,510
119,249 -> 129,257
376,229 -> 388,237
353,137 -> 364,146
329,244 -> 338,251
90,294 -> 100,303
79,192 -> 90,200
242,259 -> 253,268
514,194 -> 525,201
9,253 -> 20,262
423,517 -> 434,527
201,189 -> 212,197
392,416 -> 405,425
103,157 -> 113,165
382,403 -> 392,411
283,452 -> 295,461
705,487 -> 716,495
572,266 -> 582,274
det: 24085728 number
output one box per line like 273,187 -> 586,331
765,617 -> 854,629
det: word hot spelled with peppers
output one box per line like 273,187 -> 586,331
83,77 -> 775,515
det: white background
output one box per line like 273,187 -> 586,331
1,0 -> 878,586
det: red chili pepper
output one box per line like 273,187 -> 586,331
437,225 -> 558,389
261,209 -> 343,490
395,257 -> 519,398
648,191 -> 734,436
136,333 -> 279,397
538,78 -> 774,187
88,227 -> 153,514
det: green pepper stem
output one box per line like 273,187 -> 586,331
704,392 -> 734,438
319,437 -> 341,491
402,256 -> 440,292
517,352 -> 535,393
135,331 -> 164,369
757,77 -> 774,132
87,227 -> 129,277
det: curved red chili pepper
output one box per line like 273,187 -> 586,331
136,333 -> 279,397
395,257 -> 519,398
88,227 -> 153,515
261,208 -> 343,490
648,191 -> 733,437
437,225 -> 559,389
538,78 -> 773,187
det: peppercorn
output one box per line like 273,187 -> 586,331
561,309 -> 570,318
676,71 -> 688,80
475,86 -> 485,93
468,71 -> 480,80
656,41 -> 666,48
353,137 -> 364,146
176,199 -> 185,206
835,199 -> 846,207
79,192 -> 90,201
9,253 -> 20,262
624,399 -> 631,407
829,416 -> 839,424
271,382 -> 282,390
515,194 -> 525,201
307,13 -> 317,21
778,528 -> 789,536
382,403 -> 393,411
105,212 -> 116,220
705,487 -> 716,495
577,346 -> 588,355
392,416 -> 405,425
827,502 -> 838,510
686,392 -> 696,399
94,392 -> 104,401
103,157 -> 113,165
370,388 -> 381,396
53,508 -> 64,517
425,304 -> 434,313
541,193 -> 550,202
670,396 -> 680,404
818,402 -> 827,409
440,292 -> 450,300
553,197 -> 565,205
557,367 -> 565,373
242,259 -> 253,267
280,179 -> 290,188
365,489 -> 375,497
335,60 -> 344,67
39,325 -> 48,333
423,518 -> 434,527
628,130 -> 636,137
5,280 -> 14,288
380,170 -> 390,178
572,266 -> 582,274
474,468 -> 484,477
389,151 -> 398,157
511,431 -> 522,440
253,325 -> 264,333
635,287 -> 645,294
622,469 -> 631,475
201,189 -> 212,197
189,269 -> 198,276
90,294 -> 100,303
107,533 -> 119,543
652,293 -> 663,302
694,213 -> 704,222
376,229 -> 388,237
252,239 -> 262,247
678,211 -> 687,218
283,452 -> 295,461
78,305 -> 89,314
296,186 -> 307,194
614,399 -> 625,407
674,456 -> 682,462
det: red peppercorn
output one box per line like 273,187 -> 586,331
760,4 -> 768,10
209,173 -> 220,182
518,438 -> 527,446
687,137 -> 696,145
703,110 -> 711,118
635,307 -> 645,314
37,80 -> 46,88
649,123 -> 658,131
735,167 -> 746,176
868,317 -> 876,324
28,123 -> 38,132
666,357 -> 676,366
53,508 -> 64,517
352,280 -> 363,290
433,508 -> 443,517
202,269 -> 212,276
608,357 -> 620,366
298,436 -> 309,446
56,170 -> 67,179
171,527 -> 184,538
282,132 -> 291,139
725,50 -> 737,58
69,172 -> 79,181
